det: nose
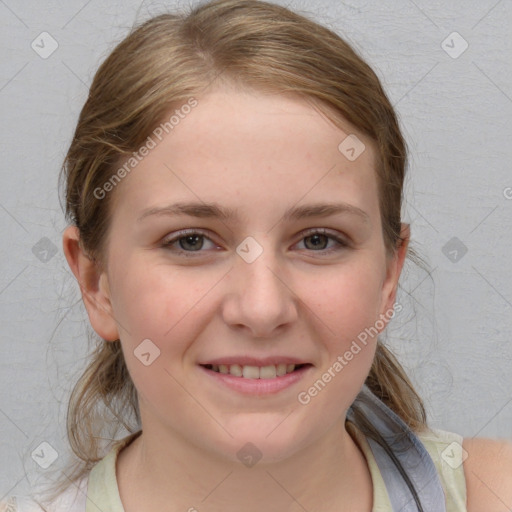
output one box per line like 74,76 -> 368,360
221,241 -> 299,338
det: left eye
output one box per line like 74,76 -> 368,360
296,231 -> 346,251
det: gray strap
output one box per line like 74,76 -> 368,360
347,385 -> 446,512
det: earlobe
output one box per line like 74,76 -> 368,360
62,225 -> 120,341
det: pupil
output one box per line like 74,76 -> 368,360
305,234 -> 327,250
180,235 -> 203,251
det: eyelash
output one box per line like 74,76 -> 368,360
160,228 -> 349,257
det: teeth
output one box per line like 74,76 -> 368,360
276,363 -> 287,376
242,365 -> 260,379
230,364 -> 243,377
207,363 -> 300,378
259,365 -> 277,379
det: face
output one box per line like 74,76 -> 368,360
72,87 -> 405,464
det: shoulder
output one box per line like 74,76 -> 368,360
462,436 -> 512,512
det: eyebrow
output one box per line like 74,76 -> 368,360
137,201 -> 370,224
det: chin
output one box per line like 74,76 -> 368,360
204,414 -> 314,466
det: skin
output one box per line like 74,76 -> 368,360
62,87 -> 412,512
463,437 -> 512,512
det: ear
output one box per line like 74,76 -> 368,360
62,225 -> 120,341
378,223 -> 410,320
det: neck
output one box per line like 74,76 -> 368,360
117,417 -> 373,512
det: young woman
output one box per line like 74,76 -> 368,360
3,1 -> 511,511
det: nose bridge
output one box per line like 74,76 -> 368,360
237,234 -> 286,300
242,249 -> 281,293
223,234 -> 297,335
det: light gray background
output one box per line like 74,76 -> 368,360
1,0 -> 511,497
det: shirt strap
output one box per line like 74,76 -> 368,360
347,384 -> 446,512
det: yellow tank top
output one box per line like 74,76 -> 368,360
346,421 -> 467,511
84,424 -> 467,512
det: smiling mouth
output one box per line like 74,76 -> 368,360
200,363 -> 311,379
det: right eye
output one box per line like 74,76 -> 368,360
161,229 -> 220,256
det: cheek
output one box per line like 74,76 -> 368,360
108,258 -> 229,385
303,259 -> 385,340
292,266 -> 383,427
110,252 -> 216,339
111,274 -> 210,417
296,260 -> 384,387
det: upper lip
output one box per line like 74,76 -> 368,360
199,356 -> 311,367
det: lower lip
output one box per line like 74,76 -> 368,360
199,365 -> 313,395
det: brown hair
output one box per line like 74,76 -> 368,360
39,0 -> 428,506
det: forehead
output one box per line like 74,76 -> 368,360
109,89 -> 380,225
